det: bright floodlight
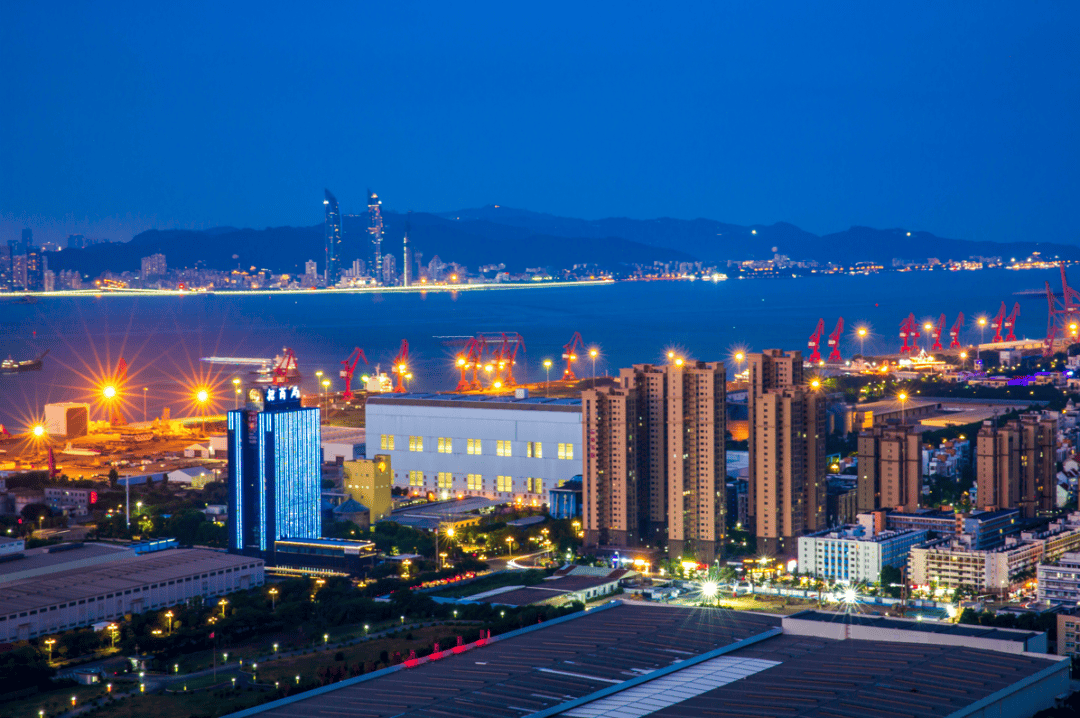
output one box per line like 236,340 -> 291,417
735,351 -> 745,362
701,581 -> 719,599
32,425 -> 45,438
456,357 -> 466,367
196,389 -> 209,403
102,385 -> 117,399
841,587 -> 858,605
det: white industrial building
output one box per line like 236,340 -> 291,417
365,393 -> 581,505
44,402 -> 90,438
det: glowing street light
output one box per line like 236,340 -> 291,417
218,598 -> 228,617
977,316 -> 987,345
44,637 -> 56,662
269,587 -> 278,610
165,610 -> 174,635
232,377 -> 242,408
856,326 -> 867,356
898,392 -> 908,423
32,424 -> 45,438
505,536 -> 514,555
103,385 -> 117,399
588,348 -> 599,387
543,359 -> 552,395
322,378 -> 331,409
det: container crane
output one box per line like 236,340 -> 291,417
272,349 -> 297,386
949,312 -> 965,349
930,314 -> 946,351
455,337 -> 484,391
1003,302 -> 1020,342
826,318 -> 844,363
807,319 -> 825,363
899,314 -> 919,354
391,339 -> 410,393
562,332 -> 584,381
991,302 -> 1007,343
497,333 -> 525,386
1044,281 -> 1062,358
339,347 -> 368,402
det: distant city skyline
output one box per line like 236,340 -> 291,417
3,4 -> 1079,249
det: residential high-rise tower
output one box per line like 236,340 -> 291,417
748,349 -> 826,556
324,189 -> 342,285
976,412 -> 1057,518
368,190 -> 384,283
857,424 -> 922,513
582,359 -> 727,562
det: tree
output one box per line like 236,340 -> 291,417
108,466 -> 119,489
879,565 -> 903,598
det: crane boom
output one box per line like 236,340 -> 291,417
827,318 -> 844,363
339,347 -> 368,402
807,319 -> 825,363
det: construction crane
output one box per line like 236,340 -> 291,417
391,339 -> 410,393
930,314 -> 946,351
339,347 -> 368,403
899,314 -> 919,354
949,312 -> 965,349
807,319 -> 825,363
1003,302 -> 1020,342
827,318 -> 844,363
562,332 -> 585,381
991,302 -> 1007,343
272,349 -> 297,386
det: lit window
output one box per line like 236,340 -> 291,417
467,438 -> 482,455
380,434 -> 395,451
527,477 -> 544,494
409,436 -> 423,452
558,443 -> 574,460
497,475 -> 512,492
408,470 -> 424,487
497,440 -> 512,457
527,442 -> 542,459
467,474 -> 483,490
437,437 -> 452,453
437,472 -> 452,489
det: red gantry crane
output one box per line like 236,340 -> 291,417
1003,302 -> 1020,342
391,339 -> 410,393
339,347 -> 368,403
930,314 -> 946,351
562,332 -> 585,381
827,318 -> 844,363
1044,281 -> 1062,358
991,302 -> 1007,343
272,348 -> 297,386
899,314 -> 919,354
455,337 -> 484,391
807,319 -> 825,363
949,312 -> 965,349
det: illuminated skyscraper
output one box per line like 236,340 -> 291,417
324,189 -> 342,285
227,385 -> 321,558
368,189 -> 384,283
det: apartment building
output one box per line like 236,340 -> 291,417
976,412 -> 1057,518
856,424 -> 922,513
748,349 -> 826,556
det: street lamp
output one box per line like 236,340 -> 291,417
196,387 -> 210,433
323,633 -> 329,644
44,637 -> 55,663
543,359 -> 552,395
322,378 -> 331,408
506,536 -> 514,555
218,598 -> 228,617
977,316 -> 987,345
232,377 -> 241,408
898,392 -> 908,424
856,327 -> 867,356
165,610 -> 174,635
589,348 -> 599,387
143,386 -> 148,422
269,587 -> 278,610
960,351 -> 968,370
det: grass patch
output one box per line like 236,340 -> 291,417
84,689 -> 273,718
1,682 -> 116,718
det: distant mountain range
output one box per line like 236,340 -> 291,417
45,205 -> 1080,276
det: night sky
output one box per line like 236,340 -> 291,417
2,2 -> 1078,246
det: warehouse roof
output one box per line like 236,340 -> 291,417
787,609 -> 1041,643
368,393 -> 582,412
0,542 -> 131,583
0,548 -> 262,616
224,603 -> 1065,718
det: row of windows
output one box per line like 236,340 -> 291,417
405,471 -> 543,493
382,435 -> 573,459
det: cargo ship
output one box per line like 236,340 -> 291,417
0,349 -> 48,373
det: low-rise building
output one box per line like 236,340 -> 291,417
549,477 -> 582,519
0,543 -> 263,641
798,517 -> 927,584
343,455 -> 392,521
44,486 -> 97,515
909,512 -> 1080,594
1039,552 -> 1080,607
1058,613 -> 1080,657
886,508 -> 1021,550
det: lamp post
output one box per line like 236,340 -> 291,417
269,587 -> 278,610
196,388 -> 209,433
143,386 -> 148,422
165,610 -> 174,635
898,392 -> 908,424
543,359 -> 552,395
322,378 -> 331,409
232,377 -> 241,408
856,327 -> 867,357
978,316 -> 987,345
218,598 -> 228,617
589,348 -> 598,387
44,637 -> 55,663
960,351 -> 968,370
505,536 -> 514,555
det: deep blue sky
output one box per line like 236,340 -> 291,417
2,2 -> 1078,246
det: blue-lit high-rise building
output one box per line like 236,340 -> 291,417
323,189 -> 342,285
227,385 -> 321,559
